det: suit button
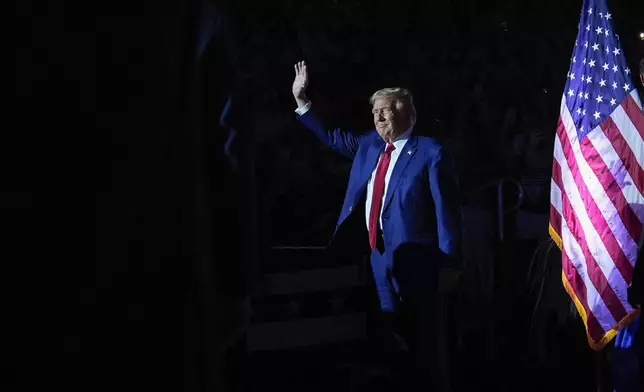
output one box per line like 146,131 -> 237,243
349,206 -> 353,212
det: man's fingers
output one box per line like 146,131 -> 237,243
294,61 -> 306,77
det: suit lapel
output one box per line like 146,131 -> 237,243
361,136 -> 384,186
382,136 -> 418,212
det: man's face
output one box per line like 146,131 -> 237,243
372,98 -> 411,142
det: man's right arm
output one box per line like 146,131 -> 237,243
292,61 -> 361,160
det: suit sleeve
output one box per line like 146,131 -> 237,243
429,147 -> 462,268
296,104 -> 362,160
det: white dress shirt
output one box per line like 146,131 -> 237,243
296,102 -> 412,230
364,132 -> 411,229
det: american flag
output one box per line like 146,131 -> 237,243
550,0 -> 643,349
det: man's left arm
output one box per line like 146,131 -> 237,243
429,147 -> 462,270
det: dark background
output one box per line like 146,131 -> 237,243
221,0 -> 643,245
14,0 -> 642,390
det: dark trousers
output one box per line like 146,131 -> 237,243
393,304 -> 446,391
364,263 -> 448,391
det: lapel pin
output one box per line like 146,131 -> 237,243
407,150 -> 412,155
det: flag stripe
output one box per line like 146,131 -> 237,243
550,204 -> 562,239
557,113 -> 634,290
562,152 -> 627,329
629,90 -> 642,111
550,162 -> 564,237
585,126 -> 644,245
622,93 -> 644,138
552,0 -> 642,349
559,212 -> 617,332
601,116 -> 644,197
580,134 -> 638,280
561,248 -> 606,341
613,101 -> 644,169
550,160 -> 563,239
559,175 -> 628,323
560,103 -> 638,274
555,125 -> 631,319
552,158 -> 563,190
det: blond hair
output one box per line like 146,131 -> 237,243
369,87 -> 417,121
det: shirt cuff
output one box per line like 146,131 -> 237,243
295,102 -> 311,116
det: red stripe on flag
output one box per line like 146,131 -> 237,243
599,116 -> 644,197
622,94 -> 644,140
578,139 -> 637,284
562,248 -> 606,342
552,158 -> 563,189
580,134 -> 642,247
559,177 -> 628,323
550,204 -> 562,237
550,159 -> 563,237
557,117 -> 635,283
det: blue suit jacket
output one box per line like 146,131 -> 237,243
299,108 -> 462,311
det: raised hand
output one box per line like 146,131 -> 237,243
292,61 -> 310,108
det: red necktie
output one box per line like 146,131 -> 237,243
368,143 -> 395,251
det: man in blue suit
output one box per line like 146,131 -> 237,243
292,61 -> 462,390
